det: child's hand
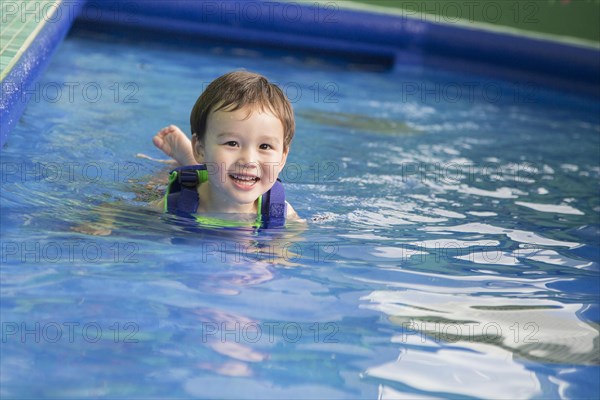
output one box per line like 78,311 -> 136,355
152,125 -> 197,166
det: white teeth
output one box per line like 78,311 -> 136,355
230,174 -> 257,182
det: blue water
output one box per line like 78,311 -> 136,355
1,24 -> 599,399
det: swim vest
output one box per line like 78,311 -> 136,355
163,164 -> 286,228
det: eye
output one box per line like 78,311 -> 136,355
225,141 -> 238,147
259,144 -> 273,150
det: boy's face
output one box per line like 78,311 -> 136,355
193,106 -> 288,213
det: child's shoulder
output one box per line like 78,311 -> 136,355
286,201 -> 301,221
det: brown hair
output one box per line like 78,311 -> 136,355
190,71 -> 295,150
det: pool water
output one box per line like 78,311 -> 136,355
1,24 -> 599,399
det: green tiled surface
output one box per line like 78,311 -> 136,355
348,0 -> 600,44
0,0 -> 57,80
298,0 -> 599,48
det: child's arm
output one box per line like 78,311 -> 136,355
150,197 -> 165,212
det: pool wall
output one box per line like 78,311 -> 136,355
1,0 -> 599,148
0,1 -> 86,147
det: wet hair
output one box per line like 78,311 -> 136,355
190,71 -> 295,150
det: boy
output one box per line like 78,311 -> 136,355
152,71 -> 300,226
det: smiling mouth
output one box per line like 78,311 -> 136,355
229,173 -> 260,187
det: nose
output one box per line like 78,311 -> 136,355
239,146 -> 257,164
236,148 -> 260,173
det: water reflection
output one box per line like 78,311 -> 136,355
368,337 -> 543,399
358,264 -> 598,398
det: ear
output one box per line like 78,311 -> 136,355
278,146 -> 289,173
192,135 -> 204,163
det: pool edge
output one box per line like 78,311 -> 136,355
0,0 -> 86,148
1,0 -> 599,149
